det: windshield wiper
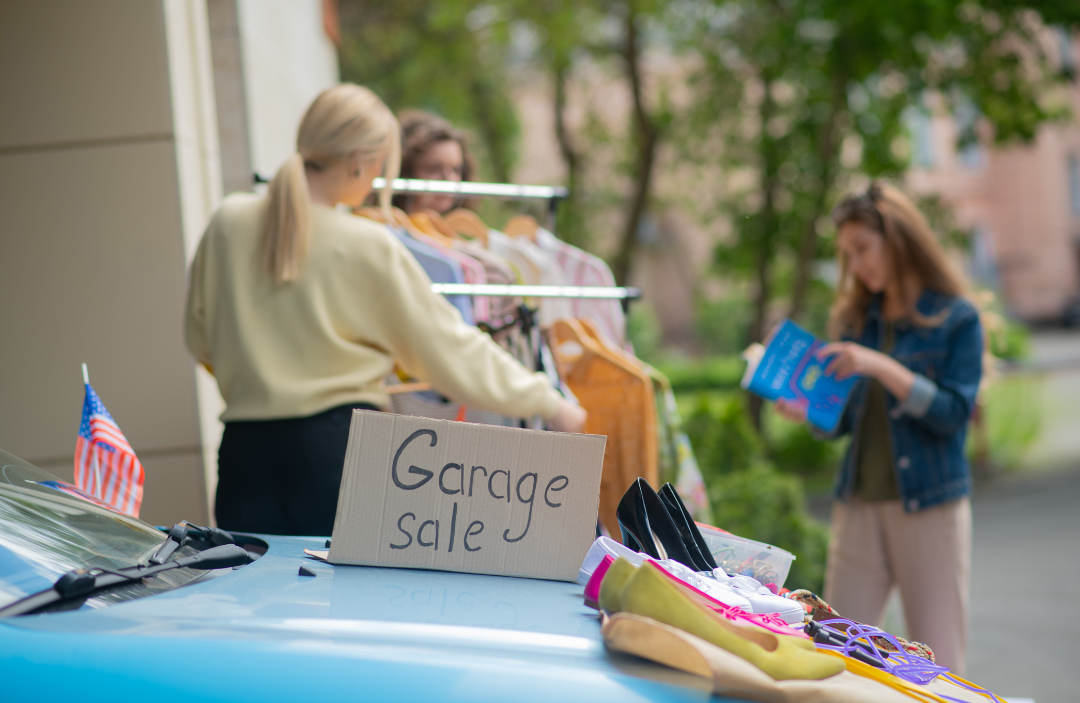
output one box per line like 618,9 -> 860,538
149,521 -> 235,565
0,543 -> 253,618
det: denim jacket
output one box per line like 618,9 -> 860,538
827,289 -> 983,513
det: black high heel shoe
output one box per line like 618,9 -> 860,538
616,478 -> 699,570
659,483 -> 718,571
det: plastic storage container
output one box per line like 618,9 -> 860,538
696,523 -> 796,591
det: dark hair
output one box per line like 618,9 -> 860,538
392,110 -> 476,211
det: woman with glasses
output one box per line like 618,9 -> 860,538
393,110 -> 475,215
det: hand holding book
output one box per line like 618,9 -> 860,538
740,320 -> 860,433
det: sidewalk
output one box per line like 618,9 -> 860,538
966,465 -> 1080,703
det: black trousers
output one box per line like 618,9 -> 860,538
215,403 -> 378,536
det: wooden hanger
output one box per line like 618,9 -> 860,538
423,209 -> 463,241
385,207 -> 437,241
577,318 -> 641,367
409,211 -> 457,247
354,206 -> 388,224
504,214 -> 540,242
445,209 -> 490,247
549,318 -> 644,384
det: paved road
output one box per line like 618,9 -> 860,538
966,466 -> 1080,703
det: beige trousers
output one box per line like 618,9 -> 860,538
824,496 -> 971,675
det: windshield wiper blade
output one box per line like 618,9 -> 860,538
0,544 -> 253,618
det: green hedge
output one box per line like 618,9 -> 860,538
654,356 -> 746,393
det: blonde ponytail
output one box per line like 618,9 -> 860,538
263,153 -> 311,284
260,84 -> 399,284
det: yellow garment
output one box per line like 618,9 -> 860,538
550,318 -> 657,538
184,193 -> 562,422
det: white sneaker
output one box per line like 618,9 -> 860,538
577,536 -> 647,585
711,568 -> 806,625
653,559 -> 752,611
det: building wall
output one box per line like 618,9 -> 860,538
908,36 -> 1080,321
0,0 -> 339,526
0,0 -> 216,525
235,0 -> 340,182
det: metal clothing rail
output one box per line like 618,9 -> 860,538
253,173 -> 568,231
431,283 -> 640,300
432,283 -> 641,315
371,178 -> 567,201
253,173 -> 566,201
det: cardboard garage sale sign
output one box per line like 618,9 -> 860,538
327,411 -> 606,582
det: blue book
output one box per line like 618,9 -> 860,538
741,319 -> 858,433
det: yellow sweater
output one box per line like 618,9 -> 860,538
184,193 -> 563,422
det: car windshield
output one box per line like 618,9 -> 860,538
0,447 -> 204,613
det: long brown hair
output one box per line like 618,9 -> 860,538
261,84 -> 400,284
829,182 -> 996,379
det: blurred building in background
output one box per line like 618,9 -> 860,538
0,0 -> 340,526
909,31 -> 1080,323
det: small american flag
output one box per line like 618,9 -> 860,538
75,380 -> 144,517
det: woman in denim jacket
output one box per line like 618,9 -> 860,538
776,183 -> 985,674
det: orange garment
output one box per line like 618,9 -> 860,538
550,318 -> 657,540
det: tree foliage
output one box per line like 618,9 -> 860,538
338,0 -> 520,183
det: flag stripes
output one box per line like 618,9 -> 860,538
74,383 -> 144,517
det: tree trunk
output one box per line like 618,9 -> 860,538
611,5 -> 660,287
747,70 -> 781,431
552,59 -> 586,247
469,76 -> 514,184
787,74 -> 846,323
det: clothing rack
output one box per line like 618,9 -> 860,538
430,283 -> 642,314
253,173 -> 568,231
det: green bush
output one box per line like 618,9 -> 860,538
655,356 -> 745,393
709,464 -> 830,594
989,320 -> 1030,361
766,416 -> 843,484
684,393 -> 762,482
695,296 -> 752,356
627,303 -> 664,364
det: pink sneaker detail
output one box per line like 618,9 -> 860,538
584,555 -> 615,610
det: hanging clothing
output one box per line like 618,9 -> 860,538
452,239 -> 521,321
387,225 -> 474,325
184,193 -> 563,422
488,229 -> 573,326
404,219 -> 490,323
550,318 -> 657,539
535,227 -> 627,348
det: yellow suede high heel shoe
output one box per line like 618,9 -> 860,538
619,561 -> 845,681
598,556 -> 638,613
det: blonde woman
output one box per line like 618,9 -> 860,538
185,85 -> 585,537
775,183 -> 985,674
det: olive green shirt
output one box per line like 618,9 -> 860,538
854,321 -> 899,501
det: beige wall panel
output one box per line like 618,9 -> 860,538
137,453 -> 209,526
0,141 -> 201,466
0,1 -> 173,150
236,0 -> 338,177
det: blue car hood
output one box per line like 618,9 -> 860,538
0,534 -> 722,702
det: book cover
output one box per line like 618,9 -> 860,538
741,319 -> 858,433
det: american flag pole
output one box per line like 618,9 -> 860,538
82,363 -> 103,499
